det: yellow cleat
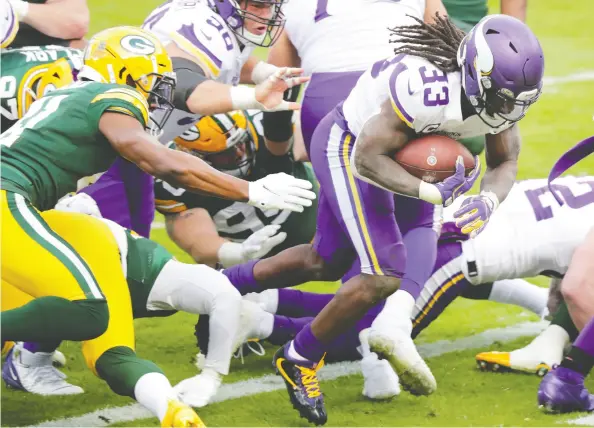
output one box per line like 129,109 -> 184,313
161,399 -> 206,428
2,341 -> 15,357
475,351 -> 550,377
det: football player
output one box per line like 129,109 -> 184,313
3,209 -> 231,426
220,14 -> 544,424
0,25 -> 314,403
0,45 -> 82,131
229,176 -> 594,399
74,0 -> 304,240
155,109 -> 318,268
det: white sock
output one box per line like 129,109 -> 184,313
372,290 -> 415,332
489,279 -> 548,317
255,310 -> 274,340
134,372 -> 176,422
243,289 -> 279,313
287,340 -> 309,362
529,324 -> 570,352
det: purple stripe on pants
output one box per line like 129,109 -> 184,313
79,158 -> 155,238
301,71 -> 364,158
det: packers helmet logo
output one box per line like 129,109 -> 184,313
120,35 -> 156,55
179,125 -> 200,142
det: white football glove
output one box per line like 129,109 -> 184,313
218,225 -> 287,267
248,172 -> 316,212
54,193 -> 103,218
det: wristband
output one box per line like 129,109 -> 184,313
217,241 -> 246,268
230,85 -> 259,111
480,191 -> 500,211
9,0 -> 29,20
418,181 -> 443,205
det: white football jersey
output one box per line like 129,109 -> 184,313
443,176 -> 594,284
143,0 -> 253,142
342,55 -> 513,139
283,0 -> 425,75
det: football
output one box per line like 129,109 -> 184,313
394,135 -> 476,183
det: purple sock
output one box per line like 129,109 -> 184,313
292,323 -> 327,362
268,316 -> 313,345
575,317 -> 594,358
399,227 -> 438,299
23,341 -> 60,353
222,260 -> 259,295
277,289 -> 334,317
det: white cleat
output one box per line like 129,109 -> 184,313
174,368 -> 222,408
367,321 -> 436,396
359,329 -> 401,400
2,343 -> 83,395
476,325 -> 567,376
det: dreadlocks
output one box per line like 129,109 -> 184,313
388,13 -> 467,72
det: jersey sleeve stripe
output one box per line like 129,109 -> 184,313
105,106 -> 136,118
170,30 -> 221,78
91,92 -> 150,126
1,7 -> 18,48
388,62 -> 414,128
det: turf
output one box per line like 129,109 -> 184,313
2,0 -> 594,426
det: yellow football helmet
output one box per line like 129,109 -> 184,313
80,26 -> 176,130
174,111 -> 259,178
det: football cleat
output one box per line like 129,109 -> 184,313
161,399 -> 206,427
537,366 -> 594,413
2,343 -> 83,395
476,351 -> 551,377
174,368 -> 222,408
273,345 -> 327,426
359,329 -> 400,400
368,324 -> 436,396
52,350 -> 67,368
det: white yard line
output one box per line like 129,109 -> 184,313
568,414 -> 594,426
34,321 -> 547,428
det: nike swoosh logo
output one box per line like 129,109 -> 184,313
407,80 -> 414,96
200,30 -> 212,41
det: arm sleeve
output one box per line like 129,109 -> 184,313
171,56 -> 209,112
261,86 -> 301,142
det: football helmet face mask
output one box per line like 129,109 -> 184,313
208,0 -> 286,47
174,110 -> 258,178
457,15 -> 544,129
79,26 -> 177,133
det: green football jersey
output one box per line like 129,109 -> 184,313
0,81 -> 150,210
0,45 -> 82,131
124,229 -> 176,319
443,0 -> 488,32
154,110 -> 318,255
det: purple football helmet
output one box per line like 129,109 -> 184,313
457,15 -> 544,129
207,0 -> 286,47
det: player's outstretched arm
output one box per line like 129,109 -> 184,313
101,112 -> 249,201
101,113 -> 315,212
166,43 -> 308,116
501,0 -> 527,22
10,0 -> 88,40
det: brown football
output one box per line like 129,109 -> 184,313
394,135 -> 476,183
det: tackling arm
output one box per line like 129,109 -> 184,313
101,113 -> 250,201
424,0 -> 448,23
166,42 -> 307,115
11,0 -> 89,40
481,125 -> 521,204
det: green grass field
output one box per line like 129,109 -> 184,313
2,0 -> 594,426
